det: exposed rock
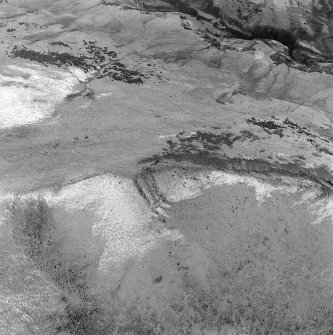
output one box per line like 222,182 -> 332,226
132,0 -> 333,61
0,0 -> 333,334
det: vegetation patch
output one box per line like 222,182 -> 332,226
247,117 -> 285,137
8,41 -> 147,84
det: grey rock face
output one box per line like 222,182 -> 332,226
129,0 -> 333,60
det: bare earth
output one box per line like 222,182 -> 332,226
1,0 -> 333,334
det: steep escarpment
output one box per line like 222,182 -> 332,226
106,0 -> 333,61
138,125 -> 333,196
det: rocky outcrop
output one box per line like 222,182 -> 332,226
1,0 -> 333,333
104,0 -> 333,61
